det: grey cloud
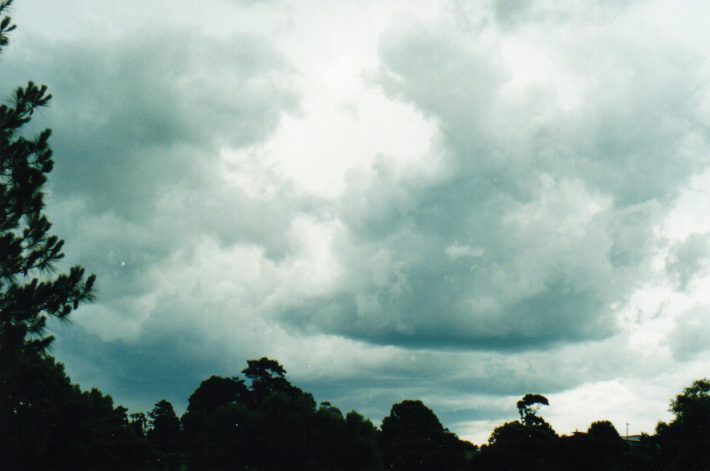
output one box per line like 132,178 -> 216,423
276,2 -> 710,351
6,0 -> 709,443
292,336 -> 637,435
6,29 -> 299,218
53,322 -> 524,433
492,0 -> 533,28
669,305 -> 710,361
3,26 -> 315,310
666,233 -> 710,289
3,22 -> 325,407
487,0 -> 632,30
51,322 -> 245,414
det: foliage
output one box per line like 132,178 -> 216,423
184,375 -> 248,415
380,399 -> 468,471
4,353 -> 710,471
0,0 -> 94,364
242,356 -> 301,405
0,353 -> 154,470
556,421 -> 627,471
180,357 -> 382,471
587,420 -> 626,457
178,357 -> 384,470
476,394 -> 557,471
480,420 -> 558,471
516,393 -> 549,427
181,375 -> 250,469
147,399 -> 181,470
654,378 -> 710,470
0,5 -> 143,470
342,411 -> 383,471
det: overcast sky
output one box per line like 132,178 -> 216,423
4,0 -> 710,443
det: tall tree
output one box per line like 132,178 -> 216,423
181,375 -> 250,469
0,0 -> 95,364
148,399 -> 181,453
516,393 -> 549,427
655,378 -> 710,470
342,411 -> 382,471
557,421 -> 627,471
182,360 -> 321,471
148,400 -> 181,471
0,4 -> 105,468
380,400 -> 467,471
479,394 -> 557,471
242,356 -> 298,404
0,353 -> 155,470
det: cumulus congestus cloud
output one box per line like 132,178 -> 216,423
16,30 -> 299,217
1,23 -> 311,342
277,1 -> 710,350
5,0 -> 710,442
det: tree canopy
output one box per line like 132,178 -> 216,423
0,5 -> 147,469
516,393 -> 550,427
380,399 -> 468,471
477,394 -> 557,471
655,378 -> 710,470
0,0 -> 95,363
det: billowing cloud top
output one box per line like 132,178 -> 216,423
5,0 -> 710,442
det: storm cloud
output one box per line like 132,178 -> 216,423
277,1 -> 710,352
5,0 -> 710,442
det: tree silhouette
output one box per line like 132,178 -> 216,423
185,375 -> 249,415
588,420 -> 627,470
182,359 -> 326,470
381,399 -> 467,471
130,412 -> 149,437
181,375 -> 250,469
0,0 -> 95,408
478,394 -> 557,471
482,420 -> 558,470
0,3 -> 104,468
341,411 -> 382,471
148,399 -> 181,470
0,354 -> 154,470
516,393 -> 549,427
557,420 -> 627,471
242,356 -> 299,404
655,378 -> 710,470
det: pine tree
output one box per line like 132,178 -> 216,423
0,0 -> 95,366
1,3 -> 100,467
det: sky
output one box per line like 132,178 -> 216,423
3,0 -> 710,443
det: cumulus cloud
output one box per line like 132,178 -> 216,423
3,22 -> 313,308
275,0 -> 710,351
2,14 -> 324,402
10,30 -> 299,215
5,0 -> 710,443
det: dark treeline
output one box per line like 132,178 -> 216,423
3,351 -> 710,471
2,2 -> 710,470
